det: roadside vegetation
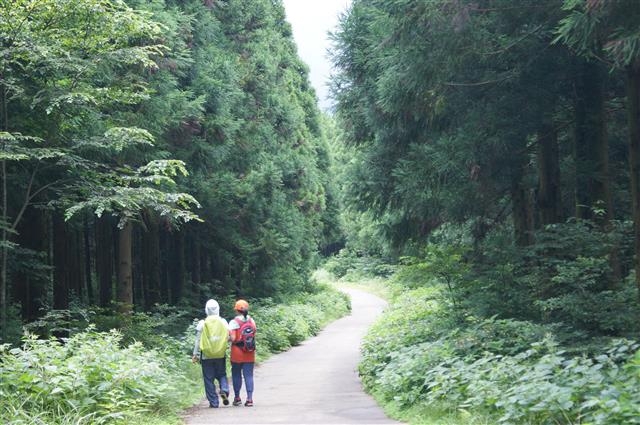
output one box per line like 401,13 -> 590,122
0,283 -> 350,424
325,244 -> 640,425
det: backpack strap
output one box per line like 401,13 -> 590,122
232,317 -> 244,345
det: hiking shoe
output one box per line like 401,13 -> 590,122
244,400 -> 253,407
221,391 -> 229,406
209,404 -> 218,408
232,397 -> 242,406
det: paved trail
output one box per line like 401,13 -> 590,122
182,288 -> 400,425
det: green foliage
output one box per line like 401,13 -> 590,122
0,0 -> 205,332
24,303 -> 198,357
355,258 -> 640,425
250,284 -> 351,356
2,0 -> 342,338
0,328 -> 198,424
1,302 -> 23,346
466,219 -> 640,335
555,0 -> 640,69
330,0 -> 640,422
331,0 -> 570,250
324,248 -> 396,279
160,0 -> 340,298
252,306 -> 292,354
359,285 -> 447,390
449,317 -> 553,358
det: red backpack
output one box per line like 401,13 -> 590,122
235,318 -> 256,352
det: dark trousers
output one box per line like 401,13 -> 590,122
231,361 -> 254,400
201,357 -> 229,407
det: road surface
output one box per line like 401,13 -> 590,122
182,288 -> 400,425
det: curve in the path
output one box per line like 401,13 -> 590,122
182,288 -> 401,425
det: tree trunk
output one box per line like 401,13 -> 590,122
67,226 -> 82,301
132,225 -> 142,308
574,60 -> 620,286
83,215 -> 93,304
117,221 -> 133,313
202,249 -> 211,284
537,122 -> 561,226
1,67 -> 8,339
160,226 -> 170,303
52,212 -> 69,310
1,159 -> 7,339
95,216 -> 113,307
574,60 -> 611,221
142,213 -> 161,309
511,159 -> 534,247
191,232 -> 202,286
13,207 -> 47,321
169,231 -> 185,303
628,65 -> 640,297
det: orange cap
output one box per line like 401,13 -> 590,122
234,299 -> 249,312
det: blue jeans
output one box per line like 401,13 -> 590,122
201,357 -> 229,407
231,361 -> 254,400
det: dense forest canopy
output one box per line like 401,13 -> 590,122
329,0 -> 640,336
0,0 -> 341,343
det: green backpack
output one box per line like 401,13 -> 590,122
199,316 -> 227,358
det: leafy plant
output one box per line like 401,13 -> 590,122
0,328 -> 198,424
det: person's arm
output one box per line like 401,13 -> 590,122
222,318 -> 232,342
228,318 -> 239,343
192,320 -> 204,363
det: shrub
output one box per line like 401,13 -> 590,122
448,317 -> 553,358
0,328 -> 197,424
324,249 -> 395,279
359,286 -> 449,390
252,306 -> 291,353
244,284 -> 350,355
362,291 -> 640,425
24,303 -> 200,356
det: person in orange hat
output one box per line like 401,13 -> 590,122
228,299 -> 257,407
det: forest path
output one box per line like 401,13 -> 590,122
181,287 -> 400,424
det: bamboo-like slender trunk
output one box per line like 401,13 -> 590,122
574,60 -> 611,221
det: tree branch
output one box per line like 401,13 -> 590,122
10,162 -> 39,230
442,76 -> 512,87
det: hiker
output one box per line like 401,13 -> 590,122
229,299 -> 257,407
192,299 -> 230,408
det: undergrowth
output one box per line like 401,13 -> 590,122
350,267 -> 640,425
1,283 -> 350,424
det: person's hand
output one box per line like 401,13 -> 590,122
192,355 -> 199,364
